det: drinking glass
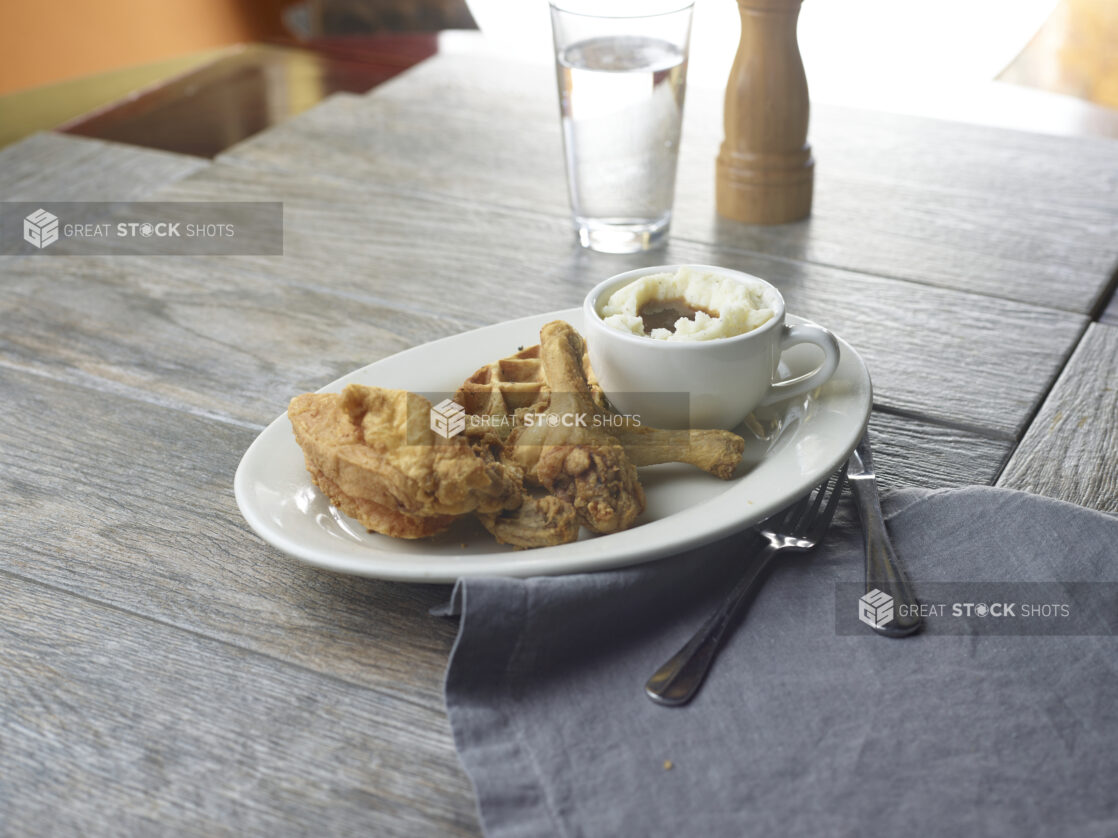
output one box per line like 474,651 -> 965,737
549,0 -> 694,254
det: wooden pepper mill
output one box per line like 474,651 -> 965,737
716,0 -> 813,224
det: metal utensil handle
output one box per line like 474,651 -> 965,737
645,544 -> 778,706
850,478 -> 922,636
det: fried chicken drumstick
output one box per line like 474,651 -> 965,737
455,341 -> 744,480
502,321 -> 646,534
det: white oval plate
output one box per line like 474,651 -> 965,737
234,309 -> 872,582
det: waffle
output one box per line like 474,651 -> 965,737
453,344 -> 550,443
454,343 -> 620,437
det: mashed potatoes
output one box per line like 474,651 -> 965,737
599,267 -> 775,341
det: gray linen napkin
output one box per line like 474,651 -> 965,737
441,487 -> 1118,838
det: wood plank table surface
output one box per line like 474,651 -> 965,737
2,48 -> 1117,835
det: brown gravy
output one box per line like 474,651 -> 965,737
638,297 -> 718,334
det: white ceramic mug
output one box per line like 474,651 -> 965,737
582,264 -> 840,430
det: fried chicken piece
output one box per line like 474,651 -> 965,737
453,342 -> 745,479
604,426 -> 744,479
581,353 -> 745,479
477,493 -> 580,549
305,460 -> 455,539
289,385 -> 521,537
503,322 -> 645,534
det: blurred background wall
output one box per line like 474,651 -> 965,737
0,0 -> 292,96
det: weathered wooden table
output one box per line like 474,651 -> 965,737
2,50 -> 1116,835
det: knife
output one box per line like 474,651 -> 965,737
847,435 -> 922,637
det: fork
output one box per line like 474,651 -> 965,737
645,467 -> 848,706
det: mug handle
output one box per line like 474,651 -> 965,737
759,324 -> 841,406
